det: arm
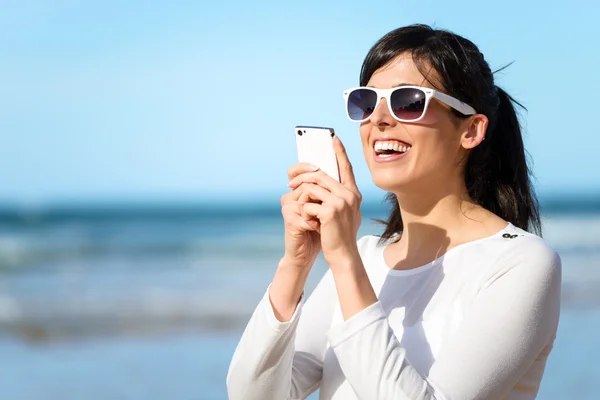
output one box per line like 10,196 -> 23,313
226,264 -> 338,400
326,241 -> 561,400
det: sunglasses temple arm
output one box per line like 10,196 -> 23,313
433,91 -> 476,115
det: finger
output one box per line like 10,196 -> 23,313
298,204 -> 321,232
299,200 -> 322,224
282,203 -> 318,232
296,183 -> 336,205
287,201 -> 320,233
297,189 -> 319,206
333,136 -> 359,192
300,201 -> 323,223
288,170 -> 343,195
291,173 -> 360,209
280,184 -> 311,206
280,190 -> 298,206
287,162 -> 320,180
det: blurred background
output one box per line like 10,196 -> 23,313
1,0 -> 599,399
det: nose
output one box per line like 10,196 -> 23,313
369,97 -> 397,127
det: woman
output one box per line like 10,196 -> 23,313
226,24 -> 561,400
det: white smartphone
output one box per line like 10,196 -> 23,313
295,125 -> 340,182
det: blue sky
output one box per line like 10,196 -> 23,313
1,0 -> 598,206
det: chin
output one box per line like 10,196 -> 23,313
370,168 -> 413,193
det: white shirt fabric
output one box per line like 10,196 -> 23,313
226,223 -> 562,400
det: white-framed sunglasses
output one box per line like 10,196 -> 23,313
343,85 -> 476,123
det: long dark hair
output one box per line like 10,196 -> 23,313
361,24 -> 542,240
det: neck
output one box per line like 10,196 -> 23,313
393,177 -> 481,249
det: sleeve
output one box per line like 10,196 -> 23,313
325,238 -> 562,400
226,268 -> 338,400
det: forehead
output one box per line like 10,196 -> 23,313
366,53 -> 443,90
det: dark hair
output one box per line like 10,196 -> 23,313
361,24 -> 542,240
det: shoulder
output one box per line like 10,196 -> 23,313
481,225 -> 562,288
357,234 -> 382,253
356,234 -> 395,257
495,226 -> 561,269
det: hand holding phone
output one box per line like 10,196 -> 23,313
294,126 -> 340,182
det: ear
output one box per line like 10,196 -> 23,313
461,114 -> 488,149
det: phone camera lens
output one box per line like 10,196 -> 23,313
297,130 -> 303,136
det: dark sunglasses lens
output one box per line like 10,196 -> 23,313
390,88 -> 426,120
347,89 -> 377,121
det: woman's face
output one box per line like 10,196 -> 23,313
360,53 -> 473,194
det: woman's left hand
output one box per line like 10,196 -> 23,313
287,136 -> 362,266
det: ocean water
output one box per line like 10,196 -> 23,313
0,200 -> 599,399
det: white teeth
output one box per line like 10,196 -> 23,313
374,140 -> 412,153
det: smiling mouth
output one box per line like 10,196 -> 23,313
373,140 -> 412,157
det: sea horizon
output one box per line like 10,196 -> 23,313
0,191 -> 599,223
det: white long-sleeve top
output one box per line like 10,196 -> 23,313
226,223 -> 562,400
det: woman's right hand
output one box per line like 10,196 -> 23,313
280,163 -> 322,269
269,163 -> 322,322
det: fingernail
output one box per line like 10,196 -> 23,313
308,164 -> 319,171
